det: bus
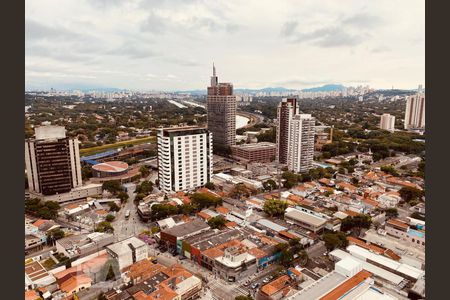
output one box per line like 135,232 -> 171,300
125,210 -> 130,220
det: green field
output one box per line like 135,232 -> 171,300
80,136 -> 155,156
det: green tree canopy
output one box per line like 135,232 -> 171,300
263,199 -> 288,217
207,215 -> 227,229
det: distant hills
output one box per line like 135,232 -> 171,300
176,84 -> 346,95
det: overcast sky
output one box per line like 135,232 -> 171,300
25,0 -> 424,91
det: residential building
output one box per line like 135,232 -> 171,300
59,274 -> 92,296
385,219 -> 425,250
157,126 -> 213,193
207,64 -> 236,149
258,275 -> 297,300
287,114 -> 315,173
25,124 -> 82,196
106,237 -> 148,270
404,92 -> 425,130
379,113 -> 395,132
276,97 -> 299,164
25,261 -> 56,290
231,142 -> 277,163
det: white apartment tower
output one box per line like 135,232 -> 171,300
379,113 -> 396,132
276,97 -> 299,164
157,127 -> 213,193
25,124 -> 82,195
404,93 -> 425,130
287,114 -> 315,173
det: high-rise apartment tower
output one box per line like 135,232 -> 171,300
276,97 -> 299,164
287,114 -> 315,173
404,92 -> 425,130
157,126 -> 213,193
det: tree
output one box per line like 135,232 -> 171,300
105,214 -> 115,222
341,214 -> 372,233
135,180 -> 154,195
108,202 -> 120,212
95,221 -> 114,233
263,179 -> 277,191
207,216 -> 227,229
47,228 -> 65,245
381,165 -> 399,177
150,204 -> 178,221
118,191 -> 129,203
399,187 -> 423,203
151,226 -> 160,234
323,232 -> 348,251
298,250 -> 309,267
410,212 -> 425,221
204,181 -> 215,190
139,165 -> 150,178
25,198 -> 60,219
384,208 -> 398,218
102,180 -> 122,194
229,183 -> 256,199
235,296 -> 254,300
190,193 -> 222,210
263,199 -> 288,217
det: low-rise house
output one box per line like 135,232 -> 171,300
258,275 -> 296,300
377,191 -> 402,208
59,274 -> 92,296
385,219 -> 425,250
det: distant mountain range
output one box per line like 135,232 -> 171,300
176,84 -> 347,95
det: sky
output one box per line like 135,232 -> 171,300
25,0 -> 425,91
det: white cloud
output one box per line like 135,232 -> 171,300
25,0 -> 424,90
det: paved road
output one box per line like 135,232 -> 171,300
112,183 -> 151,241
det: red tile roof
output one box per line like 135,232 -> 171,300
319,270 -> 372,300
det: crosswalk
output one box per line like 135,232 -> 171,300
208,278 -> 249,300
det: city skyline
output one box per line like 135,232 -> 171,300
26,0 -> 424,91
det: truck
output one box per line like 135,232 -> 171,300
125,210 -> 130,220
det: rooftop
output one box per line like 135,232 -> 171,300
285,208 -> 327,227
319,270 -> 372,300
261,275 -> 292,296
162,219 -> 210,238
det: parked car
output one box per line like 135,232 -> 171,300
251,283 -> 260,289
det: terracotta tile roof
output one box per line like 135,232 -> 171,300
362,198 -> 379,207
260,275 -> 291,296
126,260 -> 165,283
248,247 -> 267,259
60,274 -> 92,293
197,211 -> 212,220
336,182 -> 357,191
225,221 -> 238,228
25,290 -> 40,300
319,270 -> 372,300
148,283 -> 179,300
384,249 -> 401,261
289,267 -> 302,276
161,264 -> 192,280
216,206 -> 230,215
347,237 -> 384,254
55,254 -> 109,279
95,209 -> 108,215
386,219 -> 409,230
319,178 -> 333,186
279,230 -> 297,239
32,219 -> 49,227
344,210 -> 360,217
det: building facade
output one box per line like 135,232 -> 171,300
207,64 -> 236,149
231,142 -> 276,163
276,98 -> 299,164
25,125 -> 82,196
157,126 -> 213,193
287,114 -> 315,173
379,113 -> 395,132
404,93 -> 425,130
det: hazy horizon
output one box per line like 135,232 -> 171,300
26,0 -> 424,91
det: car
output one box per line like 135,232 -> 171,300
243,282 -> 250,287
268,275 -> 274,280
251,283 -> 260,289
263,278 -> 270,283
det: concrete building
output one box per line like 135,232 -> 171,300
385,219 -> 425,250
25,124 -> 82,196
106,237 -> 148,270
231,142 -> 277,163
29,183 -> 102,204
157,126 -> 213,193
276,97 -> 299,164
160,219 -> 211,253
287,114 -> 315,173
284,207 -> 327,233
56,232 -> 114,259
379,113 -> 396,132
404,92 -> 425,130
207,64 -> 236,149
